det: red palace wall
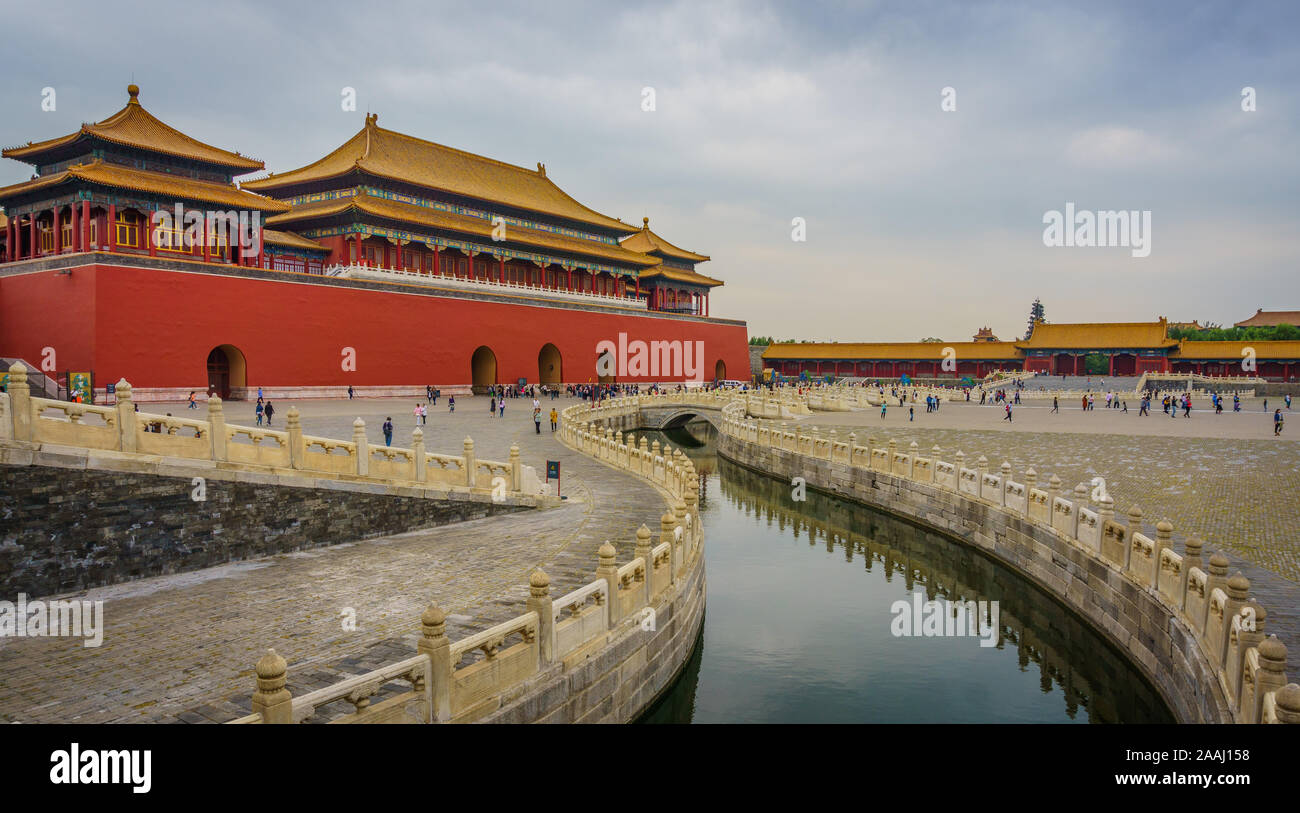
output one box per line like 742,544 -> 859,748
0,262 -> 750,391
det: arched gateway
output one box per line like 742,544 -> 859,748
538,343 -> 562,384
206,345 -> 246,399
471,346 -> 497,394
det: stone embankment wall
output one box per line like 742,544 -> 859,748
0,453 -> 528,596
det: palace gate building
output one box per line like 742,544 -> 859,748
0,87 -> 748,399
764,318 -> 1300,382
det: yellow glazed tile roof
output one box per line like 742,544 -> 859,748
639,264 -> 724,287
620,217 -> 710,262
245,115 -> 636,235
3,85 -> 264,171
267,193 -> 657,267
262,229 -> 327,251
762,341 -> 1023,361
1234,309 -> 1300,327
0,160 -> 290,212
1172,340 -> 1300,360
1017,319 -> 1176,349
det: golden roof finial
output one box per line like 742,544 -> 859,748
127,84 -> 140,103
643,216 -> 649,229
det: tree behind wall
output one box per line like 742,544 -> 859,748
1025,298 -> 1046,340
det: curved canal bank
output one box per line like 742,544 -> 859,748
639,433 -> 1173,723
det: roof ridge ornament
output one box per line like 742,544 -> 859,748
127,84 -> 140,104
536,162 -> 546,176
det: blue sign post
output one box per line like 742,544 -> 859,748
546,460 -> 561,498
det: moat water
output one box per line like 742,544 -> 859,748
638,425 -> 1174,723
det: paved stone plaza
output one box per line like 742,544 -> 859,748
1,391 -> 1295,723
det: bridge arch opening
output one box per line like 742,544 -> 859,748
471,346 -> 497,393
206,344 -> 246,400
538,343 -> 562,385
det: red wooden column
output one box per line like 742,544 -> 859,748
634,277 -> 640,299
107,205 -> 116,252
499,256 -> 505,283
69,204 -> 78,252
200,215 -> 209,263
29,212 -> 38,258
256,225 -> 264,268
146,209 -> 157,257
52,207 -> 60,255
1108,353 -> 1114,375
567,267 -> 573,290
81,200 -> 90,250
6,216 -> 14,261
433,245 -> 440,275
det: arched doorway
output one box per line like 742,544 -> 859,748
538,343 -> 562,384
471,346 -> 497,394
714,359 -> 727,381
596,350 -> 615,385
206,345 -> 246,399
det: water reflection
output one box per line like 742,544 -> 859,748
637,424 -> 1174,724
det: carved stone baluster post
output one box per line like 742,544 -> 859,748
632,522 -> 653,594
661,510 -> 677,585
412,428 -> 427,483
509,443 -> 521,492
6,362 -> 32,442
251,648 -> 292,724
352,418 -> 368,476
113,377 -> 136,452
207,393 -> 227,461
1182,537 -> 1203,601
526,569 -> 553,666
418,604 -> 452,722
1275,683 -> 1300,724
286,406 -> 304,470
462,437 -> 476,488
596,542 -> 620,627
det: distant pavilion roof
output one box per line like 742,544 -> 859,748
3,85 -> 265,172
620,217 -> 710,263
1234,309 -> 1300,328
1172,340 -> 1300,360
1016,319 -> 1177,350
0,159 -> 289,212
244,114 -> 636,235
266,193 -> 657,268
762,341 -> 1022,361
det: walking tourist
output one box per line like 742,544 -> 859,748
255,400 -> 264,425
348,385 -> 354,400
383,416 -> 393,446
264,401 -> 275,425
550,407 -> 558,432
499,399 -> 505,418
534,408 -> 542,434
1275,409 -> 1285,436
1051,396 -> 1059,413
188,390 -> 197,409
449,396 -> 455,412
1003,403 -> 1012,422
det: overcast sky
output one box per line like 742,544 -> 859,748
3,0 -> 1297,341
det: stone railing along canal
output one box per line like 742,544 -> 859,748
572,388 -> 1300,724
